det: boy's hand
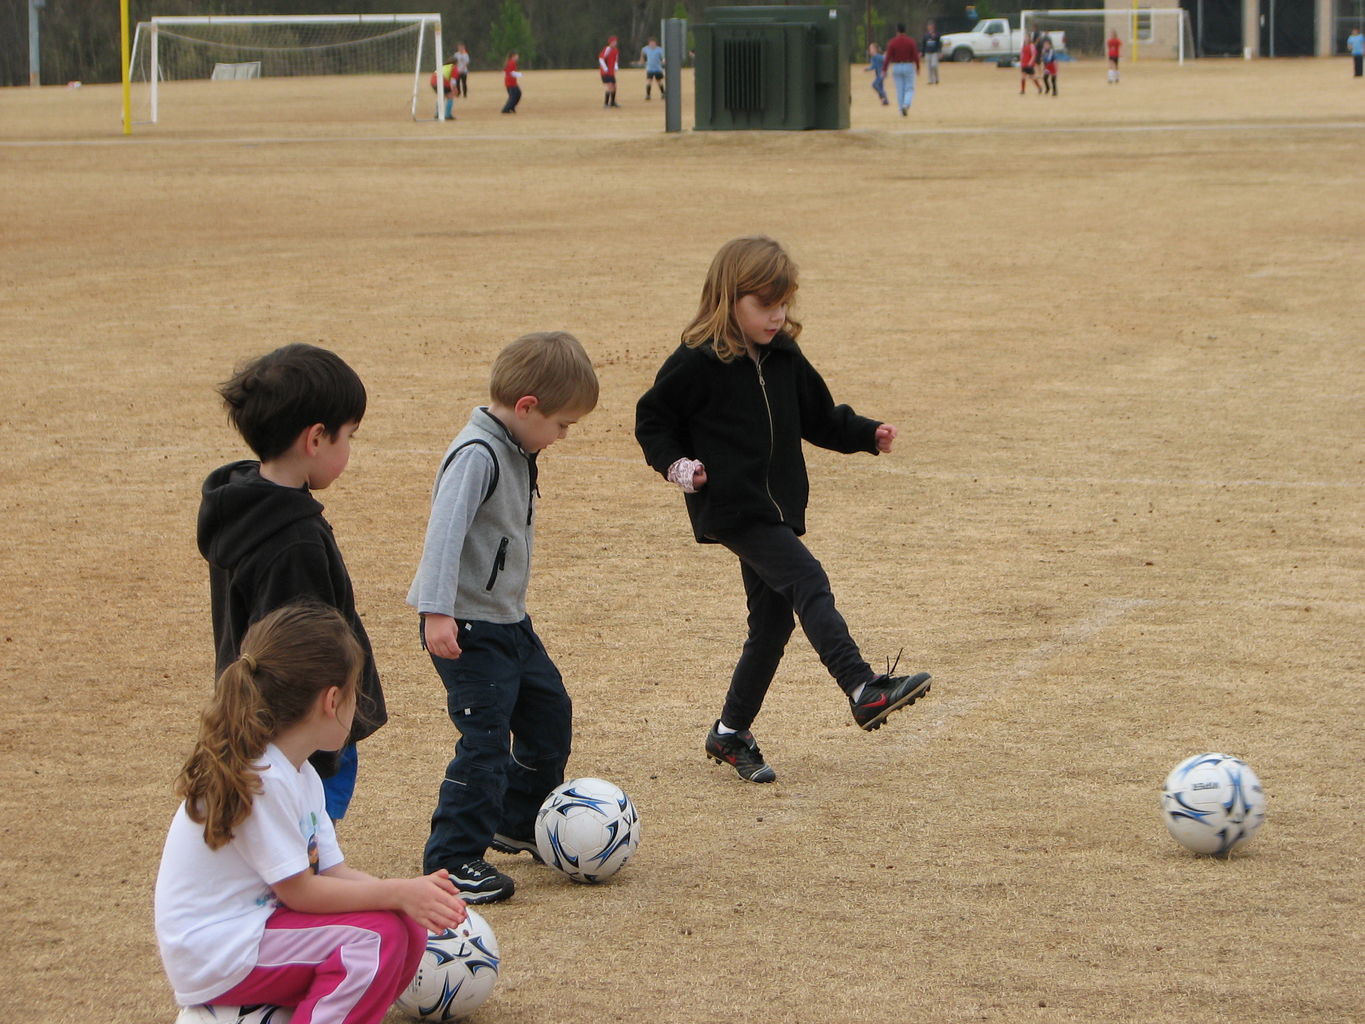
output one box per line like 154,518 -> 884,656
399,871 -> 468,934
875,424 -> 897,453
424,614 -> 462,660
692,464 -> 708,489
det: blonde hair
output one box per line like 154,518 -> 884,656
489,331 -> 600,414
681,236 -> 802,362
176,604 -> 363,850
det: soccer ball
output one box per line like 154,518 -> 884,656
534,777 -> 641,883
395,909 -> 500,1022
175,1007 -> 291,1024
1161,752 -> 1266,855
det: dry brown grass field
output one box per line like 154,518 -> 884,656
1,56 -> 1362,1024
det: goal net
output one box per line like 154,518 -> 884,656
1021,8 -> 1195,63
127,14 -> 445,124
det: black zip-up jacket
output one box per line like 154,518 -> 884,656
197,461 -> 387,770
635,333 -> 881,543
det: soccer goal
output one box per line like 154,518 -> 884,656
127,14 -> 445,124
1021,8 -> 1195,63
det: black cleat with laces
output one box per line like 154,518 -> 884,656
490,832 -> 544,864
448,857 -> 515,904
850,654 -> 932,731
705,720 -> 777,783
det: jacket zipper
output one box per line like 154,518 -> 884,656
754,352 -> 786,522
485,536 -> 509,591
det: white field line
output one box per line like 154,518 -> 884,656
902,596 -> 1151,747
484,451 -> 1365,490
1,119 -> 1361,149
83,447 -> 1365,490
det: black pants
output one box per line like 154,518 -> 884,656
421,616 -> 571,871
1354,54 -> 1363,77
713,522 -> 874,731
502,85 -> 521,112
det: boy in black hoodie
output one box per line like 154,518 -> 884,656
197,343 -> 386,821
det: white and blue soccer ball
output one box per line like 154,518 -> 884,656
534,777 -> 641,883
395,908 -> 500,1022
1161,752 -> 1266,855
175,1006 -> 291,1024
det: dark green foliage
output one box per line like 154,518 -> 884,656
1,0 -> 701,85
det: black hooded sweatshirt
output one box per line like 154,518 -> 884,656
197,461 -> 387,772
635,333 -> 881,543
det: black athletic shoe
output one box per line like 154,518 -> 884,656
705,721 -> 777,783
490,832 -> 544,864
850,668 -> 931,730
448,857 -> 515,904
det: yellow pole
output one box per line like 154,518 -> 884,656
120,0 -> 131,135
1131,0 -> 1140,62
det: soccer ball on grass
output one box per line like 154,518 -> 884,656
1161,752 -> 1266,855
175,1007 -> 291,1024
395,908 -> 500,1022
534,777 -> 641,883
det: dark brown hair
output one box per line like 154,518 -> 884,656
217,344 -> 367,461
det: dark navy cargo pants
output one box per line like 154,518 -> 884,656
712,521 -> 876,731
421,616 -> 572,873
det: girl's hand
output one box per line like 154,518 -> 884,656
399,871 -> 468,934
875,424 -> 898,453
424,614 -> 462,661
666,457 -> 707,492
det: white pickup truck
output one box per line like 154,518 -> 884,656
939,17 -> 1066,64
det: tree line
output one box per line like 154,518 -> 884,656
1,0 -> 1010,88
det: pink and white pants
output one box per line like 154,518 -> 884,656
209,907 -> 427,1024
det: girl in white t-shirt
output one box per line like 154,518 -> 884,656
155,604 -> 467,1023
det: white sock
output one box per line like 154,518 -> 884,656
716,722 -> 738,735
851,683 -> 867,702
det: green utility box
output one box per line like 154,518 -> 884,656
694,5 -> 851,130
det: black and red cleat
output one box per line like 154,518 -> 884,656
850,670 -> 931,731
705,721 -> 777,783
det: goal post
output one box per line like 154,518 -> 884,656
1021,8 -> 1195,63
127,14 -> 445,124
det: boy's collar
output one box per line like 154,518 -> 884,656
477,406 -> 531,456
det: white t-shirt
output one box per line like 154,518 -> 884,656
154,743 -> 344,1005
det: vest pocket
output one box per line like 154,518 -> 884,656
485,536 -> 509,590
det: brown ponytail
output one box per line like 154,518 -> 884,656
176,604 -> 363,849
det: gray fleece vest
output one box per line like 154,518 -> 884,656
407,408 -> 536,624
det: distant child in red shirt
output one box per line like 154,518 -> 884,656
501,51 -> 522,113
1040,36 -> 1058,95
1107,31 -> 1122,83
1019,39 -> 1042,94
599,35 -> 620,107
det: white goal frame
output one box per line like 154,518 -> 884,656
1021,8 -> 1194,64
128,14 -> 445,123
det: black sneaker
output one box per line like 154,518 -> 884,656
850,670 -> 931,731
448,857 -> 515,904
705,721 -> 777,783
490,832 -> 544,864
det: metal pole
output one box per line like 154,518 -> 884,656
121,0 -> 131,134
28,0 -> 43,87
150,23 -> 159,124
663,18 -> 685,133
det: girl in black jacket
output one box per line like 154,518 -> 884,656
635,236 -> 932,784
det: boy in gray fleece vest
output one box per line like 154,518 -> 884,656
409,332 -> 599,904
